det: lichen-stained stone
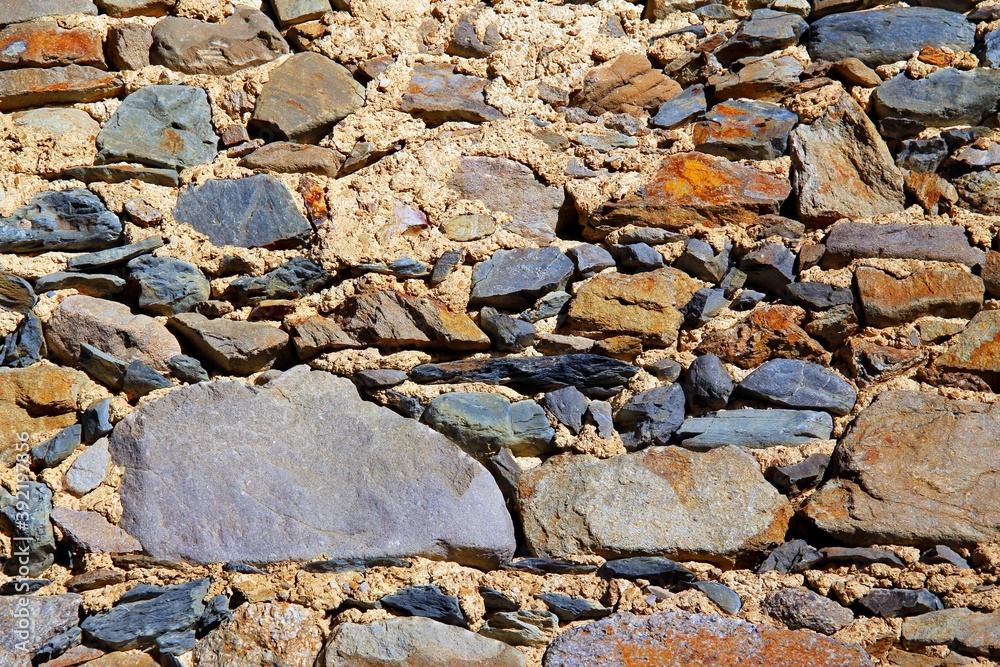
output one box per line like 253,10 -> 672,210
873,68 -> 1000,127
566,268 -> 700,346
588,152 -> 790,237
519,446 -> 791,565
696,305 -> 829,369
109,365 -> 516,568
855,266 -> 983,328
249,52 -> 364,144
150,7 -> 289,75
543,610 -> 874,667
693,99 -> 798,161
790,93 -> 904,226
805,391 -> 1000,547
0,21 -> 105,70
934,310 -> 1000,384
0,65 -> 121,112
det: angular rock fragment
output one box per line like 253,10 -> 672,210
737,358 -> 857,415
740,242 -> 795,293
855,266 -> 982,328
224,258 -> 330,305
934,310 -> 1000,384
109,366 -> 515,567
0,0 -> 97,26
82,578 -> 209,650
806,391 -> 1000,546
150,8 -> 289,75
694,99 -> 797,161
126,255 -> 211,316
1,312 -> 46,368
250,52 -> 364,144
709,56 -> 803,102
823,221 -> 984,268
480,307 -> 535,351
770,453 -> 830,494
873,69 -> 1000,127
901,609 -> 1000,657
544,610 -> 874,667
168,312 -> 289,375
519,446 -> 791,564
97,0 -> 175,16
50,507 -> 142,554
809,8 -> 974,67
715,9 -> 807,66
0,365 -> 87,457
615,383 -> 686,450
590,152 -> 790,236
381,586 -> 466,627
790,94 -> 903,225
570,53 -> 681,116
0,593 -> 82,667
480,610 -> 559,647
423,392 -> 554,458
194,601 -> 325,667
339,290 -> 489,351
469,247 -> 573,310
650,84 -> 706,129
172,174 -> 312,249
697,305 -> 829,369
0,481 -> 56,576
290,316 -> 359,358
97,85 -> 217,170
764,588 -> 854,635
32,424 -> 81,468
954,170 -> 1000,215
858,588 -> 943,618
401,63 -> 504,125
677,409 -> 833,450
0,65 -> 121,111
844,338 -> 926,387
0,21 -> 105,70
60,164 -> 179,187
271,0 -> 331,27
0,189 -> 121,253
65,437 -> 111,496
538,593 -> 612,621
239,142 -> 345,176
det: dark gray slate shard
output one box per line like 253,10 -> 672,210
809,8 -> 974,68
857,588 -> 943,618
222,257 -> 330,306
544,386 -> 588,435
97,85 -> 216,169
731,289 -> 765,310
0,482 -> 55,576
586,400 -> 614,438
31,424 -> 82,468
537,592 -> 612,621
740,242 -> 795,293
598,556 -> 694,585
156,629 -> 196,656
481,586 -> 518,612
166,354 -> 208,383
79,342 -> 128,390
480,306 -> 536,352
690,581 -> 742,615
381,585 -> 467,627
823,220 -> 985,268
520,291 -> 571,323
502,558 -> 598,575
0,579 -> 49,594
430,249 -> 463,285
82,397 -> 113,443
109,366 -> 515,567
123,360 -> 172,398
469,247 -> 574,310
423,392 -> 554,458
568,243 -> 615,278
770,453 -> 830,493
896,137 -> 948,173
355,368 -> 408,390
873,68 -> 1000,127
982,27 -> 1000,68
675,238 -> 729,284
35,271 -> 126,297
0,189 -> 121,253
60,164 -> 180,187
651,84 -> 706,129
480,609 -> 557,647
172,174 -> 312,249
819,546 -> 905,567
684,354 -> 734,411
764,587 -> 854,635
737,359 -> 858,416
1,312 -> 45,367
0,273 -> 35,312
715,9 -> 808,66
608,243 -> 663,272
682,287 -> 729,327
409,354 -> 639,398
300,556 -> 412,573
758,539 -> 823,574
921,545 -> 970,569
66,235 -> 163,272
127,255 -> 210,315
677,409 -> 833,450
80,578 -> 210,650
786,282 -> 853,310
615,383 -> 686,450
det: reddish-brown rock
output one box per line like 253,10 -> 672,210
570,53 -> 682,116
589,152 -> 790,237
934,310 -> 1000,384
401,62 -> 504,125
855,266 -> 983,328
50,507 -> 142,554
0,21 -> 105,70
544,610 -> 874,667
905,171 -> 958,215
0,364 -> 88,458
697,305 -> 830,369
566,268 -> 700,346
0,65 -> 121,111
339,290 -> 490,351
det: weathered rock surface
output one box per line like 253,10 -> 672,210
823,221 -> 985,268
694,99 -> 797,161
806,391 -> 1000,547
168,312 -> 289,374
97,85 -> 217,169
194,602 -> 325,667
710,56 -> 803,102
570,53 -> 681,116
424,392 -> 553,458
321,617 -> 525,667
0,0 -> 97,26
172,174 -> 312,248
46,295 -> 181,371
737,358 -> 857,415
697,305 -> 829,369
401,63 -> 504,125
0,364 -> 87,453
65,437 -> 111,496
901,609 -> 1000,657
0,189 -> 121,253
109,365 -> 516,567
240,142 -> 345,176
590,152 -> 790,236
873,68 -> 1000,127
934,310 -> 1000,383
0,593 -> 82,667
0,21 -> 104,70
50,507 -> 142,554
809,8 -> 974,67
250,52 -> 364,143
715,9 -> 807,66
954,170 -> 1000,215
0,65 -> 120,111
855,266 -> 983,328
150,8 -> 289,75
339,290 -> 489,351
764,588 -> 854,635
790,94 -> 903,225
677,409 -> 833,450
543,610 -> 874,667
519,446 -> 791,564
470,247 -> 574,310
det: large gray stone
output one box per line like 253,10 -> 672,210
321,617 -> 525,667
823,220 -> 985,268
0,189 -> 121,253
150,7 -> 289,75
172,174 -> 312,249
809,8 -> 974,68
127,255 -> 211,315
737,359 -> 857,416
677,409 -> 833,450
249,52 -> 364,144
469,247 -> 574,310
423,392 -> 554,458
901,609 -> 1000,657
168,312 -> 288,375
873,68 -> 1000,127
109,365 -> 516,567
518,446 -> 791,565
0,593 -> 82,667
715,9 -> 808,66
401,63 -> 504,125
97,85 -> 217,170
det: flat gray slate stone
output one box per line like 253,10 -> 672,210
738,359 -> 858,416
873,68 -> 1000,128
97,85 -> 217,169
677,409 -> 833,450
172,174 -> 312,248
109,365 -> 516,568
0,189 -> 121,253
809,8 -> 974,68
0,0 -> 97,26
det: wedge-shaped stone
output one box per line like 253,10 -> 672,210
0,364 -> 88,459
109,366 -> 516,567
0,0 -> 97,27
934,310 -> 1000,384
589,152 -> 790,237
401,63 -> 504,125
0,189 -> 121,253
519,446 -> 791,565
873,68 -> 1000,127
677,409 -> 833,450
901,609 -> 1000,657
805,391 -> 1000,547
0,65 -> 120,111
855,266 -> 983,328
566,268 -> 700,346
168,312 -> 289,375
570,53 -> 681,116
338,290 -> 489,351
544,610 -> 874,667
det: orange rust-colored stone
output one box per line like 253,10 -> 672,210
697,304 -> 830,369
589,151 -> 790,235
0,21 -> 105,70
0,65 -> 121,111
855,266 -> 983,328
0,363 -> 89,459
